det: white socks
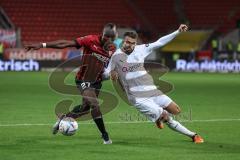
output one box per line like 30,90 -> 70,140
166,116 -> 196,137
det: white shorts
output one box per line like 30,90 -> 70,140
134,95 -> 173,122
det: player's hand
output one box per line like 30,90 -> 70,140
24,43 -> 42,52
110,71 -> 118,81
178,24 -> 188,32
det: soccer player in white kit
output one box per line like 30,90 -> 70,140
104,24 -> 204,143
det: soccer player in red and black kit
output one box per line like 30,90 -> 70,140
25,23 -> 117,144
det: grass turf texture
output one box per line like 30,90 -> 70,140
0,72 -> 240,160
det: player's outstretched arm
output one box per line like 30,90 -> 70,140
147,24 -> 188,51
25,40 -> 78,51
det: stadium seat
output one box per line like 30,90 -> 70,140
182,0 -> 240,32
0,0 -> 140,43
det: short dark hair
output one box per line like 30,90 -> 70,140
104,23 -> 116,29
124,31 -> 138,39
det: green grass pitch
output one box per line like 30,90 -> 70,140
0,72 -> 240,160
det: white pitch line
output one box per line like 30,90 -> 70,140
0,118 -> 240,127
186,118 -> 240,122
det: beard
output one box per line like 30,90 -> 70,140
123,47 -> 133,55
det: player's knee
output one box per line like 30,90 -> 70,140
90,105 -> 102,118
90,98 -> 99,106
171,106 -> 181,115
167,103 -> 181,115
83,95 -> 95,105
83,97 -> 91,105
175,105 -> 181,114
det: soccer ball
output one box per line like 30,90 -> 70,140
59,117 -> 78,136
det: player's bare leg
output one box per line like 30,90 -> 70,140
156,102 -> 180,129
165,101 -> 181,115
53,88 -> 112,144
82,88 -> 112,144
66,99 -> 91,119
66,86 -> 102,119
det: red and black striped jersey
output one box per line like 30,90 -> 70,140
75,35 -> 114,82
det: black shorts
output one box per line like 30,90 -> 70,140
75,79 -> 102,95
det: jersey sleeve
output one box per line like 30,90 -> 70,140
139,30 -> 180,58
75,35 -> 92,48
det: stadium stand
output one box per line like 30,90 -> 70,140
0,0 -> 140,43
1,0 -> 239,48
132,0 -> 178,33
182,0 -> 240,31
217,11 -> 240,34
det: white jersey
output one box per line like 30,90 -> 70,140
104,30 -> 180,104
